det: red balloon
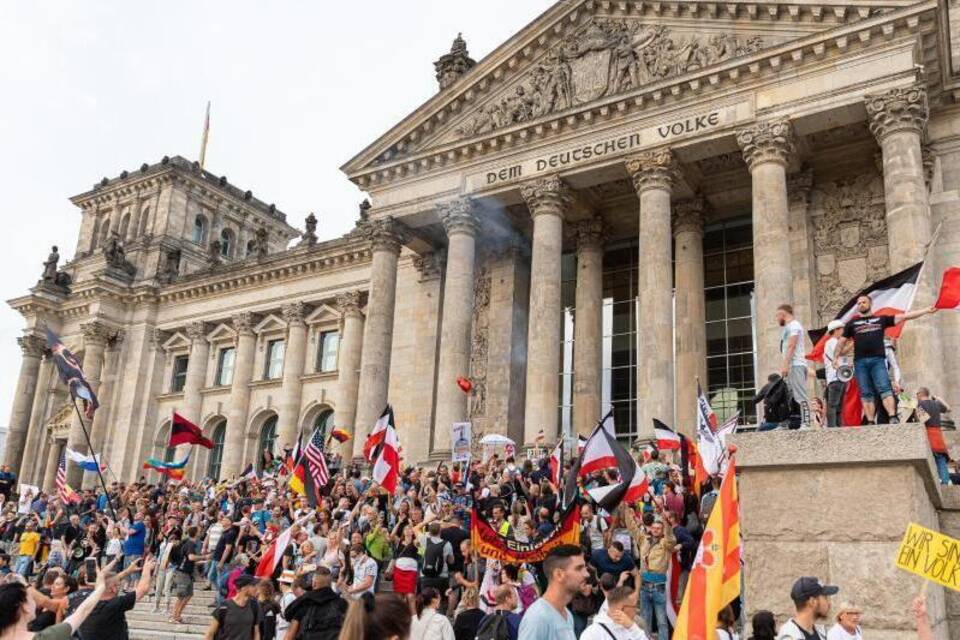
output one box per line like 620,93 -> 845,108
456,376 -> 473,393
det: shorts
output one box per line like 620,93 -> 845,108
171,570 -> 194,598
854,356 -> 893,402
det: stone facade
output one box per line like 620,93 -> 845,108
7,0 -> 960,486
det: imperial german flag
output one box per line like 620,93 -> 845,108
673,458 -> 741,640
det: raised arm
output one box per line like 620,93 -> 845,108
60,571 -> 109,632
134,557 -> 157,601
896,305 -> 938,325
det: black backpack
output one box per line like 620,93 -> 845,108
764,379 -> 792,423
422,538 -> 445,578
298,599 -> 346,640
476,611 -> 511,640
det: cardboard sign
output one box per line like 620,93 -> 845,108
895,522 -> 960,591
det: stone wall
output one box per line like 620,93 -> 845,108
731,427 -> 950,639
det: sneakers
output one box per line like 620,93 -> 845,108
889,416 -> 900,424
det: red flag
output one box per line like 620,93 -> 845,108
841,377 -> 864,427
549,440 -> 563,486
256,520 -> 298,578
935,266 -> 960,310
169,411 -> 213,449
362,406 -> 392,462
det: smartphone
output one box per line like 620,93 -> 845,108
84,557 -> 97,580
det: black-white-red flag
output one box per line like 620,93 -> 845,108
563,410 -> 645,511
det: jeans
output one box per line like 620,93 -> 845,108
758,422 -> 781,432
854,355 -> 892,402
216,564 -> 234,605
826,380 -> 846,427
15,555 -> 32,577
934,453 -> 951,485
124,554 -> 142,584
640,582 -> 669,640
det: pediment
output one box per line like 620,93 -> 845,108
254,313 -> 286,334
305,303 -> 340,325
162,331 -> 191,352
342,0 -> 926,183
206,322 -> 236,342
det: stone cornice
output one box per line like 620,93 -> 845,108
345,0 -> 936,190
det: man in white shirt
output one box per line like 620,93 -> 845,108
826,602 -> 862,640
581,504 -> 608,554
581,585 -> 648,640
345,544 -> 378,599
823,320 -> 849,427
777,304 -> 810,428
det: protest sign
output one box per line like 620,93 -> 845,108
17,484 -> 38,514
451,422 -> 471,463
895,522 -> 960,591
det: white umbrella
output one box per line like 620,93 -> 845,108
479,434 -> 515,446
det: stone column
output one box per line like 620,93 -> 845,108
42,438 -> 62,491
334,291 -> 365,458
4,335 -> 46,475
521,175 -> 570,446
352,217 -> 404,458
65,320 -> 111,487
21,356 -> 54,485
626,149 -> 678,439
572,219 -> 605,437
737,120 -> 795,387
865,84 -> 944,386
277,302 -> 309,452
83,331 -> 123,489
183,321 -> 209,480
673,197 -> 708,437
220,312 -> 257,479
432,199 -> 480,455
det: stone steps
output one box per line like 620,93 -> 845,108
127,587 -> 215,640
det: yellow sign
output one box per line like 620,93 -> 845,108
895,522 -> 960,591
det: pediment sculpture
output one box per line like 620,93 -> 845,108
454,20 -> 762,139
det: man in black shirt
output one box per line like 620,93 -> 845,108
835,295 -> 938,424
213,516 -> 238,606
78,556 -> 156,640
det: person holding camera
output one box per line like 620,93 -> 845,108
823,320 -> 852,427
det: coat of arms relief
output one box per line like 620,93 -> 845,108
454,19 -> 764,139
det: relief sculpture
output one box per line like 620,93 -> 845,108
455,20 -> 762,138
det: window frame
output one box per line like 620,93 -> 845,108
316,330 -> 340,373
264,339 -> 285,380
207,421 -> 226,480
170,354 -> 189,393
216,346 -> 236,386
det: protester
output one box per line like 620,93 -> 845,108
282,567 -> 347,640
716,605 -> 739,640
0,568 -> 107,640
777,577 -> 838,640
77,557 -> 156,640
517,545 -> 589,640
776,304 -> 810,428
410,587 -> 455,640
580,585 -> 647,640
822,320 -> 850,427
827,602 -> 862,640
452,587 -> 484,640
339,592 -> 412,640
206,574 -> 262,640
476,584 -> 522,640
749,611 -> 777,640
637,509 -> 677,640
915,387 -> 953,485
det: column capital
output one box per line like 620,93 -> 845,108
107,329 -> 125,351
673,196 -> 708,236
573,218 -> 606,252
80,320 -> 114,348
412,250 -> 445,282
281,302 -> 309,327
520,175 -> 572,218
787,169 -> 815,206
336,290 -> 365,319
736,119 -> 795,170
625,148 -> 678,194
149,328 -> 171,351
185,321 -> 208,343
865,84 -> 928,142
359,216 -> 405,255
17,334 -> 46,359
231,312 -> 257,336
438,198 -> 479,237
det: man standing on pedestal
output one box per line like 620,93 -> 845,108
776,304 -> 810,429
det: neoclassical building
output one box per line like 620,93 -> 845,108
7,0 -> 960,488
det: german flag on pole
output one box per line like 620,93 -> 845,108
673,457 -> 741,640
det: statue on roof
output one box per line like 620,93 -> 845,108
301,213 -> 318,246
42,246 -> 60,282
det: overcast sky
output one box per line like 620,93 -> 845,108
0,1 -> 549,427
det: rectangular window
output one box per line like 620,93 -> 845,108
216,347 -> 236,386
265,339 -> 285,379
317,331 -> 340,372
170,355 -> 189,393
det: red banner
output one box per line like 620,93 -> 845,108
470,503 -> 580,564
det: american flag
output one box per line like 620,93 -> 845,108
56,449 -> 80,505
304,426 -> 329,489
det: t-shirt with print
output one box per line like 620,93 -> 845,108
781,319 -> 806,367
518,598 -> 576,640
842,315 -> 895,359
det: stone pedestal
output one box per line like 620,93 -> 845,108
353,217 -> 403,458
737,120 -> 795,387
433,199 -> 479,454
5,335 -> 45,476
573,219 -> 605,437
866,85 -> 945,390
221,313 -> 256,479
183,322 -> 210,481
521,176 -> 570,446
673,198 -> 707,437
277,302 -> 309,451
731,426 -> 949,639
66,321 -> 111,487
627,150 -> 677,439
335,291 -> 364,458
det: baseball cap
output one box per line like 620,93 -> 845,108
790,577 -> 839,602
827,320 -> 845,332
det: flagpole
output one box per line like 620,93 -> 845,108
69,400 -> 118,522
904,220 -> 944,313
198,101 -> 211,170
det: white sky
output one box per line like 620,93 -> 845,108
0,1 -> 550,424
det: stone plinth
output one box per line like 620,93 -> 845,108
730,426 -> 948,639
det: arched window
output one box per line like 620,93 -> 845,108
220,228 -> 234,258
257,415 -> 279,472
119,211 -> 131,239
99,219 -> 111,249
246,239 -> 257,257
163,444 -> 177,463
138,206 -> 151,236
193,215 -> 208,245
207,420 -> 226,480
311,409 -> 335,443
90,217 -> 101,251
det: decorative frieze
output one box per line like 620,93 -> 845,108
520,175 -> 572,218
736,119 -> 795,170
438,198 -> 480,237
469,260 -> 491,420
625,148 -> 677,193
865,84 -> 928,142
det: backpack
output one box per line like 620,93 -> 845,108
298,599 -> 345,640
764,379 -> 792,423
421,538 -> 445,578
475,611 -> 511,640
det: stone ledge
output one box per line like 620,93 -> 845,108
729,424 -> 943,507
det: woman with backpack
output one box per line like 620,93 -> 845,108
410,587 -> 454,640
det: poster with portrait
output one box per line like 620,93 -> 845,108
451,422 -> 472,463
